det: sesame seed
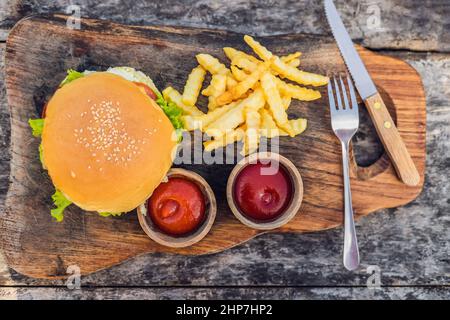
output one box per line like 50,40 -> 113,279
69,100 -> 149,166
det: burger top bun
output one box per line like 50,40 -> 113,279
42,72 -> 177,213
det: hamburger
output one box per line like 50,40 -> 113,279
29,67 -> 182,221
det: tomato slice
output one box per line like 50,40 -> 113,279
134,82 -> 157,100
41,102 -> 48,118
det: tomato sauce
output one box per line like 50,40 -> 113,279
147,178 -> 206,236
233,161 -> 293,221
134,82 -> 157,100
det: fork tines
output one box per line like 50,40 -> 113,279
327,75 -> 359,113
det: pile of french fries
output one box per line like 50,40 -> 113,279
162,35 -> 329,156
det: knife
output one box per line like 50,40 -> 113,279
324,0 -> 420,186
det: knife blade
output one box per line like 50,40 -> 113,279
324,0 -> 420,186
324,0 -> 377,100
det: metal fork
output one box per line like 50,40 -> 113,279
327,75 -> 360,271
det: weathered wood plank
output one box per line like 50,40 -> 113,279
0,44 -> 10,206
1,0 -> 450,51
1,286 -> 449,300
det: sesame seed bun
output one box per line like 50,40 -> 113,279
42,72 -> 177,213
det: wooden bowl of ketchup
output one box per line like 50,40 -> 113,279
138,168 -> 216,248
227,152 -> 303,230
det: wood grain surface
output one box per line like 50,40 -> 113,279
2,0 -> 450,52
364,92 -> 420,186
1,15 -> 426,279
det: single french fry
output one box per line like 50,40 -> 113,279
226,76 -> 238,90
231,65 -> 249,82
271,56 -> 329,87
277,121 -> 297,137
241,87 -> 265,112
205,103 -> 246,138
181,116 -> 203,131
259,108 -> 288,138
260,72 -> 292,136
223,47 -> 261,64
281,52 -> 301,63
196,54 -> 229,75
289,118 -> 307,135
223,47 -> 239,61
182,65 -> 206,106
287,58 -> 300,68
281,95 -> 292,110
231,56 -> 258,73
243,35 -> 273,61
162,87 -> 204,116
241,109 -> 261,156
275,78 -> 321,101
216,62 -> 269,106
204,74 -> 227,110
203,127 -> 245,152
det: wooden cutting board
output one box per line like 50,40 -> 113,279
1,15 -> 426,279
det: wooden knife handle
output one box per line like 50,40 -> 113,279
364,92 -> 420,186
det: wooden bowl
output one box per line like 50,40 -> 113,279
226,152 -> 303,230
137,168 -> 217,248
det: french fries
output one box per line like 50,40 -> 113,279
203,127 -> 245,152
243,35 -> 273,61
287,58 -> 301,68
226,76 -> 238,89
281,95 -> 292,110
206,89 -> 264,138
271,56 -> 329,87
260,109 -> 288,138
281,52 -> 301,63
203,74 -> 227,110
162,87 -> 203,116
196,54 -> 229,75
289,118 -> 307,135
241,87 -> 265,112
260,72 -> 290,134
276,78 -> 321,101
205,104 -> 246,138
244,35 -> 329,87
242,109 -> 261,156
182,65 -> 206,106
224,47 -> 260,64
231,65 -> 248,82
166,34 -> 328,155
231,56 -> 258,73
216,61 -> 269,106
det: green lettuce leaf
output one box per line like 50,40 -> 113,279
38,143 -> 45,168
29,118 -> 44,137
98,212 -> 125,217
50,190 -> 72,222
60,69 -> 84,86
156,95 -> 184,141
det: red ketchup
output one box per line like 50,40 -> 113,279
134,82 -> 157,100
148,178 -> 206,236
233,161 -> 292,221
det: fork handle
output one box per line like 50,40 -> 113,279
365,92 -> 420,186
341,140 -> 360,271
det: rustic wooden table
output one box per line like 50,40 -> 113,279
0,0 -> 449,300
